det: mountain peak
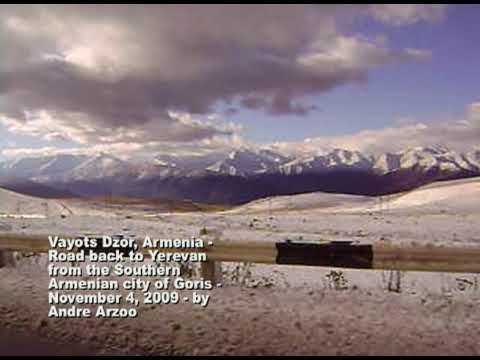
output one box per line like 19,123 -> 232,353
0,145 -> 479,188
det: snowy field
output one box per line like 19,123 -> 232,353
0,177 -> 480,354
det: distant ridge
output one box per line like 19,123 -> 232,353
0,179 -> 77,199
0,146 -> 478,204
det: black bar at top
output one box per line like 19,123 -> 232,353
275,241 -> 373,269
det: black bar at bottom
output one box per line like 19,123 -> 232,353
275,241 -> 373,269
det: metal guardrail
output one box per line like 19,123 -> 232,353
0,233 -> 480,281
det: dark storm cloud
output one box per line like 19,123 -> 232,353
0,4 -> 440,144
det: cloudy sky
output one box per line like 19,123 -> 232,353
0,4 -> 479,159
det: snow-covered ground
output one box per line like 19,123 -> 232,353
0,177 -> 479,354
229,176 -> 480,215
1,267 -> 479,355
0,187 -> 68,218
1,178 -> 480,293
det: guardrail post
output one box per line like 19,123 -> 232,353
201,260 -> 222,284
200,228 -> 223,285
0,250 -> 16,268
0,251 -> 5,268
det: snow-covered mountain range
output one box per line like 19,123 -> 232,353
0,146 -> 479,204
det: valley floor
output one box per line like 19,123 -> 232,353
0,177 -> 479,355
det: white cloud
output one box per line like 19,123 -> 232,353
0,109 -> 239,145
0,5 -> 436,149
0,4 -> 456,163
265,101 -> 480,156
5,100 -> 479,161
368,5 -> 447,26
468,102 -> 480,118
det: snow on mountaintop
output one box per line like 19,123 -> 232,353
37,154 -> 88,175
258,149 -> 292,164
466,150 -> 480,169
154,159 -> 177,168
0,154 -> 88,180
0,146 -> 479,182
65,153 -> 129,180
328,148 -> 372,166
373,146 -> 480,174
280,149 -> 372,175
207,149 -> 286,176
373,153 -> 401,174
